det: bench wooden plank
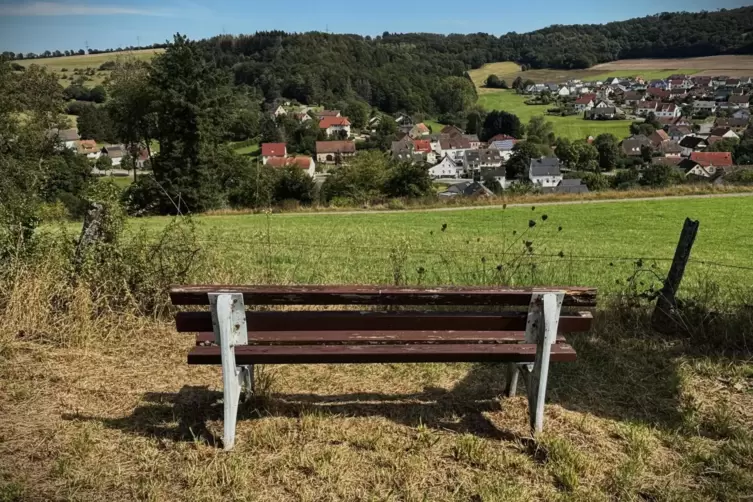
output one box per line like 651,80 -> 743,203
170,285 -> 597,307
176,310 -> 593,333
194,330 -> 569,346
187,343 -> 578,365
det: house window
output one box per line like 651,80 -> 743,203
326,154 -> 334,162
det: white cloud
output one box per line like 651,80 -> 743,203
0,2 -> 172,16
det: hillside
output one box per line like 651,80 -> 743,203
192,7 -> 753,115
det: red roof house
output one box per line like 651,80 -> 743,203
261,143 -> 287,159
690,152 -> 733,168
412,140 -> 431,153
319,116 -> 351,129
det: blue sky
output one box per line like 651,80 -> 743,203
0,0 -> 751,54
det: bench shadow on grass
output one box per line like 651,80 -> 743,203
64,324 -> 689,447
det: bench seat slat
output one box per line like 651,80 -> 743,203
187,343 -> 578,365
194,330 -> 569,346
176,310 -> 593,333
170,285 -> 597,307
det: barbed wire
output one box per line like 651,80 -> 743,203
191,238 -> 753,272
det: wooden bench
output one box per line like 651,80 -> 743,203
171,285 -> 597,450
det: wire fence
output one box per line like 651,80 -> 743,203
193,237 -> 753,273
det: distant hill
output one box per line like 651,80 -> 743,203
10,7 -> 753,116
192,7 -> 753,114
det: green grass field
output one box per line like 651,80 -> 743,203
423,119 -> 446,134
477,90 -> 631,140
134,196 -> 753,294
9,194 -> 753,502
230,141 -> 261,156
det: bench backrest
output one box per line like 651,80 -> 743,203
171,285 -> 597,336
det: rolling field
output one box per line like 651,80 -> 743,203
135,195 -> 753,294
477,90 -> 631,140
18,49 -> 163,88
17,49 -> 164,71
469,55 -> 753,87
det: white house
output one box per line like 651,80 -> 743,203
428,155 -> 460,179
655,103 -> 681,119
529,157 -> 563,188
574,96 -> 594,112
315,140 -> 356,164
319,116 -> 352,137
557,86 -> 571,97
693,101 -> 717,114
273,105 -> 286,117
103,144 -> 126,166
266,156 -> 316,177
488,139 -> 516,161
51,128 -> 79,150
636,101 -> 659,116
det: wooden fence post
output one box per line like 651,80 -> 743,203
652,218 -> 700,333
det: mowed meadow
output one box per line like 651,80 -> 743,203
3,197 -> 753,501
133,195 -> 753,294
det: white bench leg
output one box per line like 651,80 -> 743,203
209,293 -> 248,451
504,363 -> 519,397
524,292 -> 563,434
239,364 -> 254,401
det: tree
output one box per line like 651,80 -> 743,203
483,172 -> 503,194
526,116 -> 555,145
481,110 -> 525,141
107,59 -> 158,168
522,79 -> 536,90
78,104 -> 115,142
342,99 -> 370,129
640,145 -> 654,163
259,115 -> 283,144
554,137 -> 575,167
644,112 -> 661,131
88,85 -> 107,103
580,172 -> 609,191
274,165 -> 315,204
593,133 -> 621,171
321,150 -> 390,203
147,33 -> 235,214
733,139 -> 753,164
641,163 -> 682,187
96,155 -> 113,171
707,137 -> 739,153
434,76 -> 477,114
512,76 -> 523,90
630,122 -> 655,137
485,75 -> 506,89
506,141 -> 542,180
384,162 -> 433,198
570,141 -> 599,171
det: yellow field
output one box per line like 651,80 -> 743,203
469,55 -> 753,87
17,49 -> 163,71
18,49 -> 164,88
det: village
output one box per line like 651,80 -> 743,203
50,73 -> 753,197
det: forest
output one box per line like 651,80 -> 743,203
192,7 -> 753,115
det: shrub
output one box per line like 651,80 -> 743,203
98,61 -> 117,71
65,100 -> 94,116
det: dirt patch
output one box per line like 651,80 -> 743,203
591,55 -> 753,76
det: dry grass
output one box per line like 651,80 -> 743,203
1,257 -> 752,501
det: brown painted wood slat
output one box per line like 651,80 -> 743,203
194,330 -> 569,346
176,310 -> 593,333
187,343 -> 578,365
170,285 -> 597,307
